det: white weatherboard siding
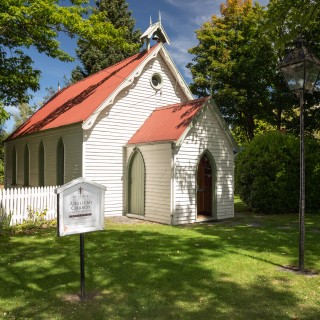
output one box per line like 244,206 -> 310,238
5,124 -> 82,187
83,55 -> 188,216
126,143 -> 172,224
173,108 -> 234,224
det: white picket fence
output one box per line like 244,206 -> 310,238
0,186 -> 58,226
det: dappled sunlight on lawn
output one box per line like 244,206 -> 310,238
0,214 -> 320,319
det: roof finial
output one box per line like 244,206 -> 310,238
58,82 -> 61,92
140,12 -> 170,50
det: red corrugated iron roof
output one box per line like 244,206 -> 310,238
128,97 -> 209,144
7,45 -> 159,141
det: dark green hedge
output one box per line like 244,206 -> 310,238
235,131 -> 320,214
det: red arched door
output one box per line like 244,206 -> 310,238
197,153 -> 213,217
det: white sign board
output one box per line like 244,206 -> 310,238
56,177 -> 106,236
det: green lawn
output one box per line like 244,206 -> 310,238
1,209 -> 320,319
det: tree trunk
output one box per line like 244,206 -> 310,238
246,113 -> 255,141
276,107 -> 283,130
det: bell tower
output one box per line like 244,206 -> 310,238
140,12 -> 170,50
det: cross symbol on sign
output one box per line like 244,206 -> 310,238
79,186 -> 83,195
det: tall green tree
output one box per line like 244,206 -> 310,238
12,103 -> 37,131
266,0 -> 320,136
0,0 -> 132,108
187,0 -> 278,141
11,75 -> 73,132
267,0 -> 320,50
71,0 -> 141,82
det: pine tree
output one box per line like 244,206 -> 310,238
71,0 -> 141,82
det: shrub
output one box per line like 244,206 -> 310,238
0,208 -> 12,233
235,131 -> 320,214
27,207 -> 47,224
0,208 -> 56,235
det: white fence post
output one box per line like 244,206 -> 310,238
0,186 -> 58,226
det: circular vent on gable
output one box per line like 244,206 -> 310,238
150,73 -> 163,90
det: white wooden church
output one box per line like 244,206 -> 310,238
4,20 -> 237,225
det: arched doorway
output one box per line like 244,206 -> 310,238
197,151 -> 215,219
128,150 -> 145,216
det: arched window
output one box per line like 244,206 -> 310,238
24,144 -> 30,186
56,138 -> 64,185
12,146 -> 17,185
39,141 -> 45,186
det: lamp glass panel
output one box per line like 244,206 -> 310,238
304,60 -> 320,92
281,61 -> 305,91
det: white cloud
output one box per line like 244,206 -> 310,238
164,0 -> 218,28
160,1 -> 218,81
164,0 -> 220,17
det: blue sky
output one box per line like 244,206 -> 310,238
5,0 -> 269,132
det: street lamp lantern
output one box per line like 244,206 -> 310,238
279,38 -> 320,272
280,37 -> 320,93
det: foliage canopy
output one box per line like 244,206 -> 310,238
267,0 -> 320,51
12,103 -> 37,131
187,0 -> 320,143
71,0 -> 141,82
235,131 -> 320,214
187,0 -> 278,141
0,0 -> 131,106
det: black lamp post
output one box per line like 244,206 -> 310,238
279,38 -> 320,271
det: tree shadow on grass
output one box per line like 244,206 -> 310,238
191,214 -> 320,271
84,228 -> 319,319
0,224 -> 320,319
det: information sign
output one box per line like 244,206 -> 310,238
56,177 -> 106,237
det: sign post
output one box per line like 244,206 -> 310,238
56,177 -> 106,300
80,233 -> 85,300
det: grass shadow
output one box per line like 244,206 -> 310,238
0,217 -> 320,319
